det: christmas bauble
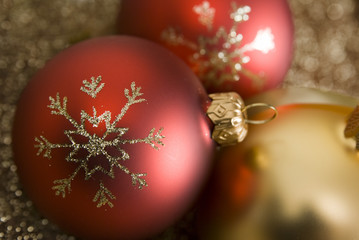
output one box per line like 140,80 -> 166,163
197,103 -> 359,240
117,0 -> 294,99
12,36 -> 216,240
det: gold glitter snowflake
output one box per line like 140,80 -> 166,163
161,1 -> 275,88
34,76 -> 165,208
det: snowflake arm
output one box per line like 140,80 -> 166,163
161,27 -> 198,50
34,136 -> 54,159
52,178 -> 72,198
112,82 -> 146,128
193,0 -> 215,30
121,127 -> 165,150
230,3 -> 250,23
48,93 -> 67,116
48,93 -> 81,129
130,173 -> 148,189
93,182 -> 116,208
115,147 -> 130,161
34,135 -> 72,159
80,76 -> 105,98
52,166 -> 81,198
119,165 -> 148,189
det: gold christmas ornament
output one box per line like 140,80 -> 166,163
198,103 -> 359,240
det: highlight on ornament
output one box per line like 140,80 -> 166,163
117,0 -> 294,98
207,92 -> 277,146
161,2 -> 275,86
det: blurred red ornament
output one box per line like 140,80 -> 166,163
197,146 -> 257,224
12,36 -> 215,240
117,0 -> 294,99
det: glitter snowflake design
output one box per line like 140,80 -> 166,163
161,1 -> 275,88
34,76 -> 165,208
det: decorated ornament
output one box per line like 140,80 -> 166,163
12,36 -> 216,240
197,102 -> 359,240
12,36 -> 275,240
117,0 -> 294,98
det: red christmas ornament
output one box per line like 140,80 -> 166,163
117,0 -> 294,99
12,36 -> 216,240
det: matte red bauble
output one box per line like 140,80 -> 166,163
117,0 -> 294,99
12,36 -> 215,240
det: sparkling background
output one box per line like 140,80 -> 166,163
1,0 -> 359,239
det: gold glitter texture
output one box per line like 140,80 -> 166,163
161,1 -> 275,89
34,76 -> 165,208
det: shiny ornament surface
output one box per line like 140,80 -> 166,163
117,0 -> 294,99
247,87 -> 358,108
197,104 -> 359,240
12,36 -> 215,240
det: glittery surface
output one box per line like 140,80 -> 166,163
284,0 -> 359,96
2,0 -> 359,239
35,76 -> 164,208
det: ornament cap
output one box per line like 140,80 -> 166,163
207,92 -> 277,146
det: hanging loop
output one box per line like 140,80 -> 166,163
243,103 -> 278,125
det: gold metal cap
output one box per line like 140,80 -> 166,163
207,92 -> 277,146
